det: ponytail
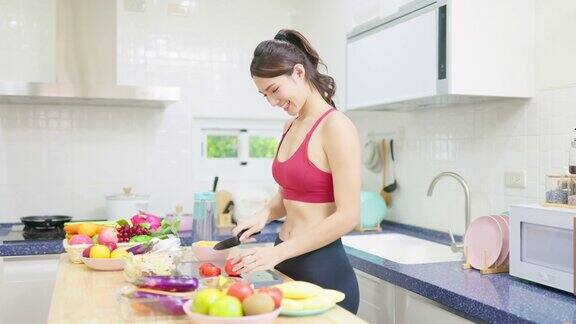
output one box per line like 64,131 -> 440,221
251,29 -> 336,107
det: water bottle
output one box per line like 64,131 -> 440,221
192,191 -> 216,241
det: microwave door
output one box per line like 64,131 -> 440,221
521,222 -> 573,273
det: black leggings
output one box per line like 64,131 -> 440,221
274,235 -> 360,314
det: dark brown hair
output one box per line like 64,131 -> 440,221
250,29 -> 336,107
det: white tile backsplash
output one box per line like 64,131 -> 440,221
0,0 -> 291,222
351,85 -> 576,235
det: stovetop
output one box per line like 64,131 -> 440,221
1,224 -> 66,244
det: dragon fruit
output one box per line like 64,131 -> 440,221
131,211 -> 162,231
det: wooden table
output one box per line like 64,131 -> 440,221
47,254 -> 367,323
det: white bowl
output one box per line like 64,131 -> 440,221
191,243 -> 230,262
183,300 -> 281,324
82,257 -> 125,271
63,239 -> 141,264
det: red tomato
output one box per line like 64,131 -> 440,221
226,282 -> 254,301
258,287 -> 283,308
225,259 -> 240,277
199,262 -> 221,277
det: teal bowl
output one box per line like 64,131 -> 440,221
360,191 -> 387,228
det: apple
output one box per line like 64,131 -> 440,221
98,227 -> 118,244
102,242 -> 117,252
226,282 -> 253,302
68,234 -> 93,245
208,295 -> 243,317
192,288 -> 222,315
82,245 -> 93,258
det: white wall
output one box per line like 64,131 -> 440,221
0,0 -> 292,222
293,0 -> 576,234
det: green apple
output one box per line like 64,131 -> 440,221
192,288 -> 222,315
208,295 -> 243,317
92,234 -> 99,244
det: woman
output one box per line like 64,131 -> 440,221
230,29 -> 361,313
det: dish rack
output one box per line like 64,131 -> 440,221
462,246 -> 509,274
355,223 -> 382,232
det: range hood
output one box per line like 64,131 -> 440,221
0,0 -> 180,108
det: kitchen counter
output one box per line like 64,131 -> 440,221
0,221 -> 285,257
46,253 -> 366,323
346,221 -> 576,324
5,220 -> 576,323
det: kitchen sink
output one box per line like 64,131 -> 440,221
342,233 -> 463,264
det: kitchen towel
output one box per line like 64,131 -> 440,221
362,139 -> 382,173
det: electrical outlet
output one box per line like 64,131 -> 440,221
504,171 -> 526,189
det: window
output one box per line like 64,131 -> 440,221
201,129 -> 279,163
193,119 -> 284,181
249,135 -> 277,159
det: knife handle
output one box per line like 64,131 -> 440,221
237,228 -> 262,240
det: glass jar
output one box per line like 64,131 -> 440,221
545,175 -> 573,204
567,175 -> 576,205
192,192 -> 216,241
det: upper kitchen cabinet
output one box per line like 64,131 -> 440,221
0,0 -> 180,108
345,0 -> 535,111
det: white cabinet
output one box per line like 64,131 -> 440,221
355,269 -> 472,324
395,286 -> 473,324
346,0 -> 535,111
0,254 -> 60,324
356,269 -> 395,324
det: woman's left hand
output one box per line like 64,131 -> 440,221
230,246 -> 284,274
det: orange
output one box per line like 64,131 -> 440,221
64,224 -> 79,235
78,223 -> 99,237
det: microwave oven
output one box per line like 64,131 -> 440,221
510,204 -> 574,293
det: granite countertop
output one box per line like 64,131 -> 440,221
1,220 -> 575,323
0,221 -> 284,257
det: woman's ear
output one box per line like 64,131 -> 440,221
292,64 -> 306,81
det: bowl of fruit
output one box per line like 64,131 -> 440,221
183,281 -> 282,324
81,243 -> 130,271
63,223 -> 123,264
64,212 -> 181,264
191,241 -> 230,262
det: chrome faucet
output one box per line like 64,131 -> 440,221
427,172 -> 470,253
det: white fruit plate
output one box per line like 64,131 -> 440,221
82,257 -> 125,271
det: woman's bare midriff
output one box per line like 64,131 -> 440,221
278,199 -> 336,241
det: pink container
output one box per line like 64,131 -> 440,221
166,213 -> 193,232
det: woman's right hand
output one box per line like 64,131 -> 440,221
232,209 -> 268,243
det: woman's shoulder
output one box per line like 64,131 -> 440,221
322,109 -> 357,135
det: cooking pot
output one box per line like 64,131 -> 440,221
106,187 -> 150,221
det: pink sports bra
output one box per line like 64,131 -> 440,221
272,108 -> 336,203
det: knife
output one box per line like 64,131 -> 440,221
213,228 -> 261,250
